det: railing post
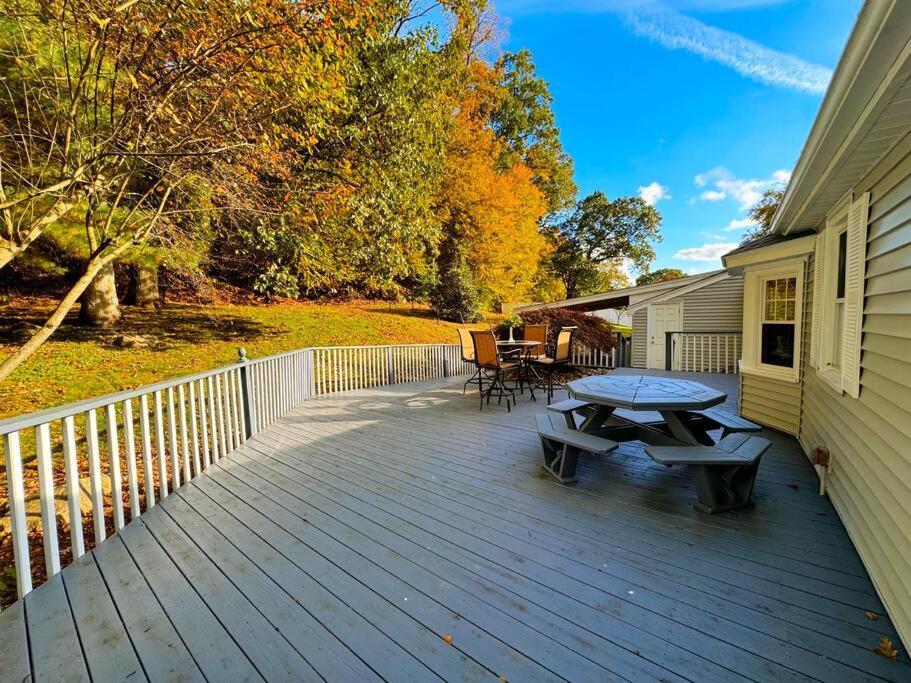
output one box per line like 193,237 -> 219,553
442,355 -> 450,378
237,348 -> 257,438
665,332 -> 673,371
385,346 -> 394,385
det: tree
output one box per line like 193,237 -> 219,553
636,268 -> 686,286
742,188 -> 785,244
491,50 -> 576,214
0,0 -> 361,381
550,192 -> 661,298
430,238 -> 482,323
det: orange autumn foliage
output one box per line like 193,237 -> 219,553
439,65 -> 550,305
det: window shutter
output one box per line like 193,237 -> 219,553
809,232 -> 825,368
840,192 -> 870,399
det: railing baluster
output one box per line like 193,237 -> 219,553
177,385 -> 191,482
153,390 -> 169,498
4,431 -> 32,597
121,400 -> 140,520
232,368 -> 245,444
166,387 -> 181,489
139,394 -> 156,507
61,415 -> 85,557
85,408 -> 106,543
35,423 -> 60,576
105,404 -> 125,532
198,379 -> 211,468
221,373 -> 235,452
215,373 -> 228,457
206,376 -> 220,462
188,383 -> 201,475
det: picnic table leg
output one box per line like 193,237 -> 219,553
578,405 -> 615,432
691,462 -> 760,514
540,437 -> 579,484
658,410 -> 713,446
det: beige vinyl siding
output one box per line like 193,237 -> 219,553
631,308 -> 647,368
739,372 -> 801,435
680,275 -> 744,330
798,139 -> 911,647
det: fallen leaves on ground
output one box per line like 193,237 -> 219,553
441,634 -> 453,645
786,482 -> 799,490
873,636 -> 898,659
865,611 -> 879,621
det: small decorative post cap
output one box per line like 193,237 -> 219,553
237,347 -> 248,362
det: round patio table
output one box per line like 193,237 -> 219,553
567,374 -> 727,445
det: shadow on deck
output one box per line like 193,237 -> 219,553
2,371 -> 909,682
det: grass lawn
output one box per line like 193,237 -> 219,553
0,297 -> 496,419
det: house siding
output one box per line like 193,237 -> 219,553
739,372 -> 801,435
797,141 -> 911,647
631,308 -> 647,368
680,275 -> 744,330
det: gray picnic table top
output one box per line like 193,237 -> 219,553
567,374 -> 727,412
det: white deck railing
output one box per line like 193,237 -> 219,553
0,343 -> 472,605
668,332 -> 742,374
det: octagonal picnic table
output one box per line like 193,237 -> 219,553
566,374 -> 727,446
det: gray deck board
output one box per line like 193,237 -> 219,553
3,371 -> 910,682
0,598 -> 30,683
23,575 -> 90,683
245,427 -> 895,680
62,554 -> 145,682
92,536 -> 204,682
116,521 -> 262,681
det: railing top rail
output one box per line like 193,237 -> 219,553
309,343 -> 456,351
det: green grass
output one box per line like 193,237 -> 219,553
0,298 -> 495,419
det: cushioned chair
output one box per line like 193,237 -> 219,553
529,327 -> 576,402
457,328 -> 484,395
470,330 -> 522,411
523,324 -> 548,359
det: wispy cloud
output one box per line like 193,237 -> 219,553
638,181 -> 671,205
674,241 -> 738,261
619,4 -> 832,94
694,166 -> 790,209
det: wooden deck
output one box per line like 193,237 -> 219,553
2,370 -> 910,682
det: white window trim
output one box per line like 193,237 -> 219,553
812,192 -> 869,398
742,261 -> 805,383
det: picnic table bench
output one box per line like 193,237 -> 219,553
535,375 -> 770,513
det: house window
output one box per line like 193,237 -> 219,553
741,262 -> 805,382
760,277 -> 797,367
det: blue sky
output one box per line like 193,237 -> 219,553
495,0 -> 859,276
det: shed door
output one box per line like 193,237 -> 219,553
648,304 -> 681,369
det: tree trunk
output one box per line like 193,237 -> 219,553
0,247 -> 130,383
133,264 -> 160,308
79,262 -> 122,326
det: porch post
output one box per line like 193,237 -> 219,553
237,348 -> 257,438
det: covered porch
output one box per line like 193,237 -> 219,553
1,370 -> 908,682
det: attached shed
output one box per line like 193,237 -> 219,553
520,269 -> 744,371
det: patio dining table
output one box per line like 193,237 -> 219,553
566,374 -> 727,446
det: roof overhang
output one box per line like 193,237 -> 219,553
772,1 -> 911,234
722,234 -> 816,268
517,269 -> 726,313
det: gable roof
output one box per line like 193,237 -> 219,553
772,1 -> 911,234
517,269 -> 729,313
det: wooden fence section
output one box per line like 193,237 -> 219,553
666,332 -> 742,374
0,344 -> 473,604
